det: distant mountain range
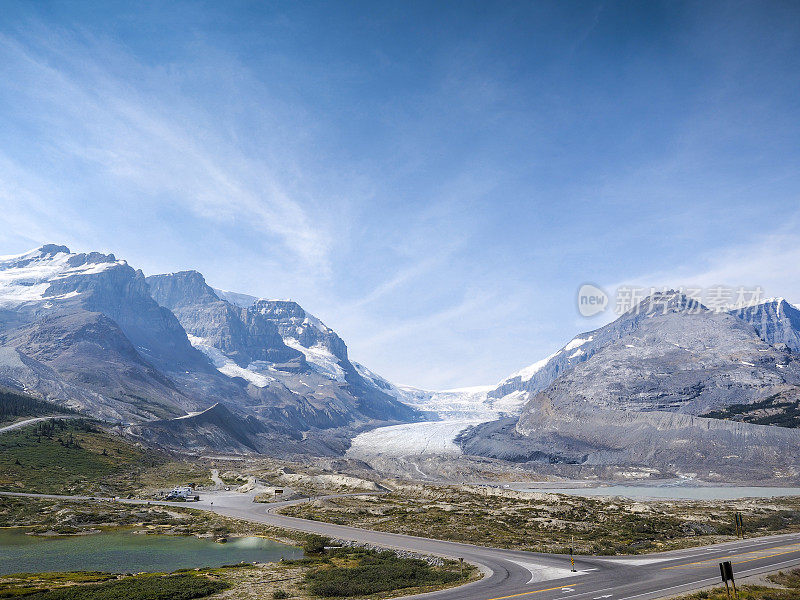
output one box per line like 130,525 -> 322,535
0,245 -> 418,456
3,244 -> 800,475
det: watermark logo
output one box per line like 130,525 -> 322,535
576,284 -> 764,318
577,283 -> 609,317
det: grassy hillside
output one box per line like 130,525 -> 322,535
0,419 -> 145,494
0,388 -> 75,425
0,418 -> 214,495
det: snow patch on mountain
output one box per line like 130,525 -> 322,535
284,338 -> 346,382
212,288 -> 258,309
564,335 -> 593,351
187,334 -> 273,387
487,389 -> 529,414
507,350 -> 559,382
300,312 -> 332,334
507,335 -> 594,384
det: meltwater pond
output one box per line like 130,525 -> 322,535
514,484 -> 800,501
0,528 -> 303,575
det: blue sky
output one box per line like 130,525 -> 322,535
1,1 -> 799,389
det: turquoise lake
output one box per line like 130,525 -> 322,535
0,528 -> 303,575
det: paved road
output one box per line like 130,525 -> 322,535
3,490 -> 800,600
0,415 -> 76,435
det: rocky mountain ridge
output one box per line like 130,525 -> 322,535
4,245 -> 800,474
459,291 -> 800,475
731,298 -> 800,353
0,245 -> 418,455
146,271 -> 416,425
488,293 -> 800,414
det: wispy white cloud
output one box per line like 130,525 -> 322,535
595,223 -> 800,322
349,256 -> 446,309
637,229 -> 800,302
358,291 -> 490,349
0,28 -> 331,272
0,154 -> 91,249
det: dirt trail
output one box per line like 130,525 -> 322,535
210,469 -> 224,486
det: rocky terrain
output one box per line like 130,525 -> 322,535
731,298 -> 800,353
3,244 -> 800,476
146,270 -> 417,427
0,245 -> 213,422
0,245 -> 418,456
460,291 -> 800,476
487,294 -> 800,410
278,483 -> 800,555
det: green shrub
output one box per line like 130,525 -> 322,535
15,573 -> 227,600
302,534 -> 331,554
306,551 -> 460,597
0,422 -> 143,495
272,590 -> 290,599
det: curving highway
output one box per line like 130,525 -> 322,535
3,490 -> 800,600
0,415 -> 77,435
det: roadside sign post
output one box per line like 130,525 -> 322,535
459,557 -> 464,579
720,561 -> 731,599
736,513 -> 744,538
720,561 -> 738,599
570,535 -> 576,572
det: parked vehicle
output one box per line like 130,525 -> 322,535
165,485 -> 199,501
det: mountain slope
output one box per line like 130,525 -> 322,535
2,310 -> 198,421
731,298 -> 800,353
0,246 -> 212,421
488,294 -> 800,415
147,271 -> 418,426
461,291 -> 800,473
148,271 -> 303,370
0,246 -> 417,451
485,294 -> 705,413
126,402 -> 281,454
519,299 -> 799,415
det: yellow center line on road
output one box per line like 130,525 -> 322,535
485,583 -> 582,600
662,544 -> 800,570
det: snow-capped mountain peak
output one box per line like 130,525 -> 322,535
0,244 -> 126,308
211,289 -> 345,379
